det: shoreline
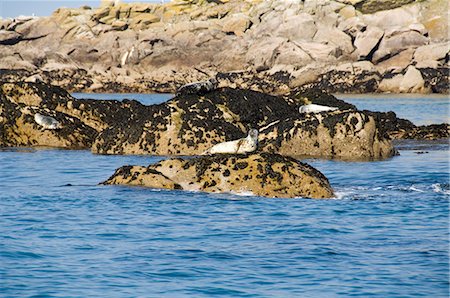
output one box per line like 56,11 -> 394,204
0,0 -> 448,95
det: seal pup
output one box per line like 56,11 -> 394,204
202,129 -> 258,155
299,104 -> 338,114
176,78 -> 218,96
34,113 -> 62,129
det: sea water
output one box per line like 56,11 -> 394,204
1,94 -> 448,297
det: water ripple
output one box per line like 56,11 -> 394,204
0,145 -> 448,297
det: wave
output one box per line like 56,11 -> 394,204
333,182 -> 450,200
432,183 -> 450,195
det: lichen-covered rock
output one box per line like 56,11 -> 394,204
1,81 -> 445,159
354,0 -> 416,14
0,90 -> 97,148
91,86 -> 396,160
102,153 -> 334,199
259,110 -> 395,160
394,123 -> 450,140
92,87 -> 297,155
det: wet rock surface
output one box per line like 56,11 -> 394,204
102,153 -> 335,199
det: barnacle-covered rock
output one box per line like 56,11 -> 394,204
102,153 -> 335,199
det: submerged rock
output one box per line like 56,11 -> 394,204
102,153 -> 335,199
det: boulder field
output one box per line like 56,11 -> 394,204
0,0 -> 448,94
102,153 -> 335,199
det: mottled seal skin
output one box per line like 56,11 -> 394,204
203,129 -> 258,155
34,113 -> 62,129
176,78 -> 218,96
299,104 -> 339,114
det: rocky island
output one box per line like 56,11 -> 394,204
0,0 -> 448,198
102,153 -> 335,199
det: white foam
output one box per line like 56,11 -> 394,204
432,183 -> 450,195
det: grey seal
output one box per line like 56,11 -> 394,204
299,104 -> 338,114
34,113 -> 62,129
176,78 -> 218,96
202,129 -> 258,155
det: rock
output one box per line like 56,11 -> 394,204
354,26 -> 384,60
0,89 -> 97,148
0,55 -> 37,71
222,13 -> 251,36
339,16 -> 366,38
375,48 -> 415,73
0,0 -> 447,94
245,37 -> 286,71
372,30 -> 429,63
299,68 -> 382,94
378,65 -> 428,93
420,0 -> 448,41
129,13 -> 160,29
418,67 -> 450,93
271,41 -> 312,67
335,61 -> 377,73
402,123 -> 450,140
276,14 -> 317,41
339,5 -> 357,19
92,87 -> 295,155
259,110 -> 395,160
400,65 -> 426,93
358,1 -> 416,16
90,86 -> 395,160
313,26 -> 354,54
378,73 -> 404,92
0,81 -> 440,158
413,42 -> 450,64
0,30 -> 22,45
102,153 -> 335,199
295,41 -> 340,61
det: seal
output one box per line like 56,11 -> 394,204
34,113 -> 62,129
202,129 -> 258,155
176,78 -> 218,96
299,104 -> 338,114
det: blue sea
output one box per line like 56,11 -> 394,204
1,94 -> 449,297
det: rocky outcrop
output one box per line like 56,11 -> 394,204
0,83 -> 97,148
1,81 -> 446,158
102,153 -> 335,199
259,110 -> 395,160
0,0 -> 447,94
92,87 -> 395,160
